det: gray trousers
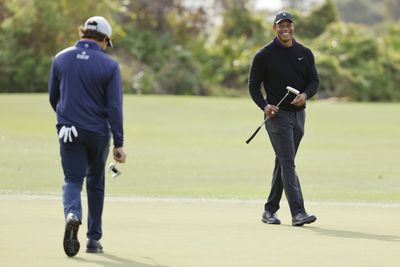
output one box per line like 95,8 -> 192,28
264,109 -> 306,217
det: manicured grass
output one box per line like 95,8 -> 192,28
1,197 -> 400,267
0,94 -> 399,201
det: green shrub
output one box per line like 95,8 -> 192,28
156,46 -> 202,95
312,22 -> 399,101
315,53 -> 354,98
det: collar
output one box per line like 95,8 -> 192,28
274,37 -> 296,48
75,40 -> 102,51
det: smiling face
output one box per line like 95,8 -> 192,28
273,19 -> 294,47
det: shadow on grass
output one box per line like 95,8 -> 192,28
305,226 -> 400,242
71,253 -> 170,267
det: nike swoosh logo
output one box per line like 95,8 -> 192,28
298,57 -> 304,60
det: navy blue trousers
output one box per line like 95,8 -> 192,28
59,127 -> 110,241
264,109 -> 306,217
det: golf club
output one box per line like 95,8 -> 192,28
108,151 -> 123,178
245,86 -> 300,144
108,162 -> 121,178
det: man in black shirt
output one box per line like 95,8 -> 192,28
248,11 -> 319,226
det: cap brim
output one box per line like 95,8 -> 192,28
275,18 -> 294,24
107,39 -> 113,48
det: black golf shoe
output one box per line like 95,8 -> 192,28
63,213 -> 80,257
292,212 -> 317,226
86,239 -> 103,253
261,211 -> 281,224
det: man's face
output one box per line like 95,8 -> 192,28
273,20 -> 294,44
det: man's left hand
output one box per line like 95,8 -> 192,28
291,93 -> 307,107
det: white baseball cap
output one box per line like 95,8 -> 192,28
83,16 -> 113,47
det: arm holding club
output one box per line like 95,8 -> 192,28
290,85 -> 307,107
245,86 -> 299,144
113,147 -> 126,163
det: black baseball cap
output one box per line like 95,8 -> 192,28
274,11 -> 295,24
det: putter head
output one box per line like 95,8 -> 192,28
286,86 -> 300,95
108,162 -> 121,178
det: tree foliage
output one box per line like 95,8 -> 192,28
334,0 -> 386,25
0,0 -> 400,101
294,0 -> 338,38
0,0 -> 114,91
314,22 -> 400,101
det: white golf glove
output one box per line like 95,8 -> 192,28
58,125 -> 78,143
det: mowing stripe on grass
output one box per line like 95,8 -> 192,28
1,193 -> 399,208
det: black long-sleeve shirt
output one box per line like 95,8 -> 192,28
248,38 -> 319,111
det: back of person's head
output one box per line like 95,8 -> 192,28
79,16 -> 113,47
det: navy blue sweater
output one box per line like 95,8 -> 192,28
49,40 -> 123,147
248,38 -> 319,111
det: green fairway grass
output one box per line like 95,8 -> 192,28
0,94 -> 399,201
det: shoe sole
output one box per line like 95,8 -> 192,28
63,220 -> 80,257
86,247 -> 103,253
261,218 -> 281,225
86,248 -> 103,253
292,216 -> 317,227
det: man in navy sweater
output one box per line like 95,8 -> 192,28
49,16 -> 126,256
248,11 -> 318,226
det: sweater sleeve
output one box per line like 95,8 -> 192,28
303,49 -> 319,99
48,61 -> 60,112
248,51 -> 268,111
106,64 -> 124,148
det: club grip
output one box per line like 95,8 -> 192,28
245,126 -> 261,144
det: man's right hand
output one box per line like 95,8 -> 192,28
113,147 -> 126,163
264,104 -> 279,117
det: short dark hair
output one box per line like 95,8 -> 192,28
79,27 -> 109,43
